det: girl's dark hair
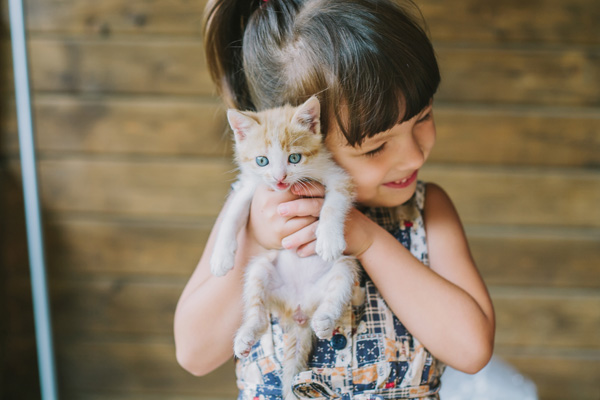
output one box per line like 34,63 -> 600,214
204,0 -> 440,146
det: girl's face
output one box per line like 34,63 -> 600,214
325,102 -> 436,208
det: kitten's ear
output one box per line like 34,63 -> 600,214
227,109 -> 258,141
292,96 -> 321,135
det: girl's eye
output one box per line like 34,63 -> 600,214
255,156 -> 269,167
364,143 -> 386,158
288,153 -> 302,164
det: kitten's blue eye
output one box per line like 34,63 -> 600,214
288,153 -> 302,164
255,156 -> 269,167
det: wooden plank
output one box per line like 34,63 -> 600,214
27,158 -> 235,218
5,159 -> 598,225
0,165 -> 29,279
22,0 -> 208,36
469,227 -> 600,288
15,0 -> 600,47
491,287 -> 600,349
0,336 -> 41,399
56,341 -> 600,399
499,350 -> 600,400
436,46 -> 600,106
434,105 -> 600,168
57,340 -> 237,396
3,99 -> 599,168
45,217 -> 212,277
37,217 -> 600,287
50,279 -> 183,337
24,39 -> 215,95
421,165 -> 600,227
1,96 -> 231,157
52,298 -> 598,399
43,279 -> 600,350
5,38 -> 599,106
421,0 -> 600,45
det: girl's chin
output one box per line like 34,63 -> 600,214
358,186 -> 416,208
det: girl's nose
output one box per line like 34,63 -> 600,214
394,134 -> 425,171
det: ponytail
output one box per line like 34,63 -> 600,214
203,0 -> 261,110
204,0 -> 440,145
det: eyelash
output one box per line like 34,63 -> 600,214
364,143 -> 386,158
362,109 -> 431,158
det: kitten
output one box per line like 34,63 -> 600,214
210,96 -> 358,400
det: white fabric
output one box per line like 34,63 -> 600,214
440,356 -> 538,400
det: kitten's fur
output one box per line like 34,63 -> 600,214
210,96 -> 358,400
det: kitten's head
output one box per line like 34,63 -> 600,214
227,96 -> 323,192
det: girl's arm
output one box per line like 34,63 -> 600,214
347,183 -> 495,374
174,194 -> 252,376
174,185 -> 320,376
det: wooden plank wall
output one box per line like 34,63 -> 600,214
1,0 -> 598,399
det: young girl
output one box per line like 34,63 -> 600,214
174,0 -> 495,398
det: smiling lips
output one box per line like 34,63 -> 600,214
383,170 -> 418,189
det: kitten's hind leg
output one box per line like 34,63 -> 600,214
311,256 -> 358,340
233,253 -> 276,358
282,324 -> 314,400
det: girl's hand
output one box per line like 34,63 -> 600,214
277,183 -> 377,259
247,183 -> 324,254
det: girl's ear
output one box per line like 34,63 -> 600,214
227,109 -> 258,142
292,96 -> 321,135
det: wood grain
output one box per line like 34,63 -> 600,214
32,217 -> 600,288
436,46 -> 600,106
433,105 -> 600,167
16,0 -> 600,46
501,350 -> 600,400
36,279 -> 600,349
3,99 -> 599,167
31,158 -> 235,218
25,39 -> 214,95
4,160 -> 598,226
469,228 -> 600,288
5,39 -> 600,106
420,165 -> 600,227
57,340 -> 237,396
421,0 -> 600,45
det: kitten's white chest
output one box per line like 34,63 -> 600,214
270,251 -> 333,311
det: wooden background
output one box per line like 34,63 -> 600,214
1,0 -> 599,399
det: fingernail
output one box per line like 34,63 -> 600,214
296,248 -> 307,257
278,204 -> 289,216
282,238 -> 292,249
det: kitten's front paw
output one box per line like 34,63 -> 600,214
234,332 -> 257,359
310,313 -> 336,340
210,247 -> 236,277
315,223 -> 346,261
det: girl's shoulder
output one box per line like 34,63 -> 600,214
422,182 -> 462,227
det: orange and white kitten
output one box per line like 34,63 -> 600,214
210,96 -> 358,400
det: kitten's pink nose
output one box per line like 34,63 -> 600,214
276,174 -> 287,183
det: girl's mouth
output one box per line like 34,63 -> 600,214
383,170 -> 418,189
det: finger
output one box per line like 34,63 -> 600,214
281,216 -> 318,238
291,180 -> 325,198
278,197 -> 324,217
281,221 -> 318,250
296,240 -> 317,258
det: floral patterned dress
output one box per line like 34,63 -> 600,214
236,181 -> 445,399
